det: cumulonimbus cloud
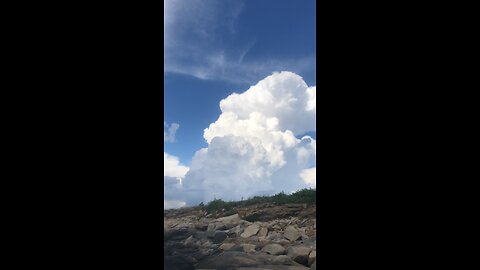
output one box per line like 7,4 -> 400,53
176,71 -> 316,205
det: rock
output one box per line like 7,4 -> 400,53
284,226 -> 301,241
216,213 -> 242,224
220,243 -> 236,251
273,239 -> 291,246
229,225 -> 245,237
287,246 -> 312,266
213,231 -> 228,243
258,227 -> 268,237
302,236 -> 316,250
308,250 -> 316,266
206,229 -> 215,238
233,266 -> 311,270
266,232 -> 280,240
195,251 -> 260,269
229,244 -> 245,252
215,223 -> 227,230
201,240 -> 213,248
247,236 -> 260,243
194,231 -> 206,239
311,262 -> 316,270
241,224 -> 260,238
165,228 -> 192,241
164,254 -> 197,270
184,235 -> 196,247
241,243 -> 257,253
272,255 -> 294,265
195,223 -> 208,231
261,243 -> 286,255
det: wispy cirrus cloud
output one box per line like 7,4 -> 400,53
164,0 -> 315,84
164,122 -> 179,143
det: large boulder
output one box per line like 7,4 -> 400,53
216,213 -> 242,226
232,266 -> 311,270
196,251 -> 302,269
195,251 -> 261,269
287,246 -> 312,266
272,255 -> 294,265
261,243 -> 286,255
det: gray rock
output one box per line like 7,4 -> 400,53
194,231 -> 206,239
308,250 -> 316,266
195,251 -> 260,269
229,225 -> 245,237
213,230 -> 228,243
233,265 -> 310,270
261,243 -> 286,255
220,242 -> 236,251
241,243 -> 257,253
272,255 -> 293,265
216,213 -> 242,223
287,246 -> 312,266
206,229 -> 215,238
284,226 -> 301,241
311,262 -> 316,270
241,224 -> 260,238
183,235 -> 196,247
266,231 -> 280,240
258,227 -> 268,237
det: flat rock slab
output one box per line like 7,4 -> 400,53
284,226 -> 301,241
241,224 -> 260,238
261,243 -> 286,255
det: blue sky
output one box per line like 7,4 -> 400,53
164,0 -> 316,208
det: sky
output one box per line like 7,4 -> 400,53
164,0 -> 316,209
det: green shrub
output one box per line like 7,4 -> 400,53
200,188 -> 316,214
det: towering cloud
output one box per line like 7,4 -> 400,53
180,71 -> 316,205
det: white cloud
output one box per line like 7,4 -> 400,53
164,200 -> 186,210
300,167 -> 316,188
164,152 -> 189,178
218,71 -> 316,135
164,152 -> 189,208
180,72 -> 316,205
164,122 -> 179,143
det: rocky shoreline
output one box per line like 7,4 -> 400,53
164,203 -> 316,270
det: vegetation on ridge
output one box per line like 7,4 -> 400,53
200,188 -> 316,214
